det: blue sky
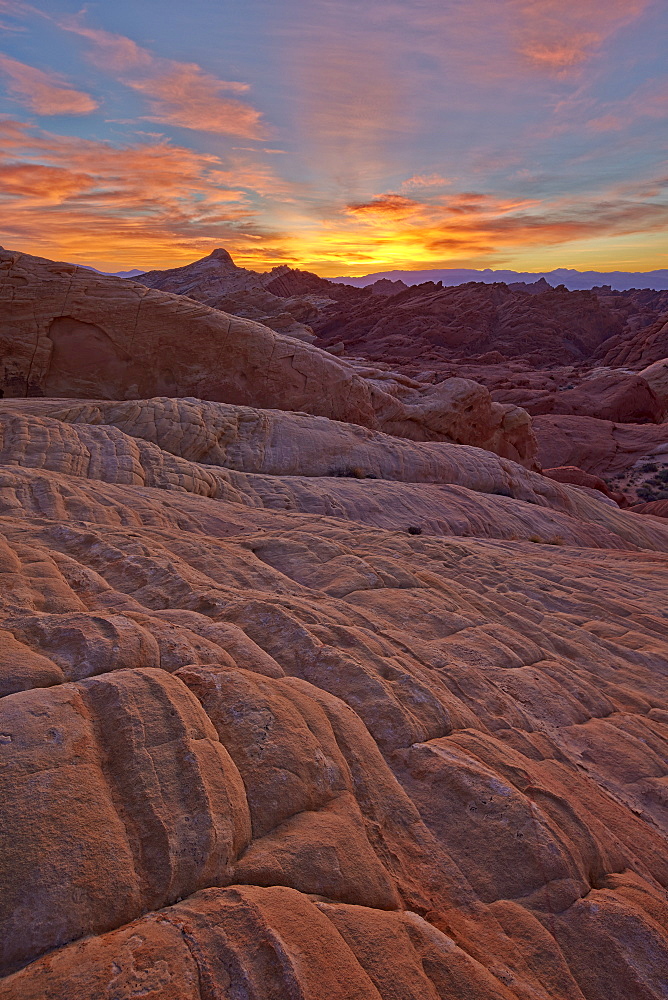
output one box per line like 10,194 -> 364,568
0,0 -> 666,274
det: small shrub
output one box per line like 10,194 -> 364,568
328,466 -> 367,479
529,535 -> 542,543
640,462 -> 658,473
407,526 -> 423,535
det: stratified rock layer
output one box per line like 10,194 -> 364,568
0,394 -> 667,1000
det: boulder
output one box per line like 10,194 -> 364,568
493,373 -> 663,424
638,357 -> 668,418
533,414 -> 668,477
629,499 -> 668,518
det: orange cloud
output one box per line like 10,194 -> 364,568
0,163 -> 94,203
278,183 -> 668,275
346,195 -> 420,221
2,112 -> 664,277
60,21 -> 265,139
0,53 -> 97,114
0,119 -> 289,270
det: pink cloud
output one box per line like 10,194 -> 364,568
60,21 -> 266,139
58,22 -> 153,72
545,78 -> 668,139
400,174 -> 452,191
512,0 -> 651,74
0,53 -> 98,114
129,64 -> 264,139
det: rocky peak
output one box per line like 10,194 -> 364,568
206,248 -> 237,265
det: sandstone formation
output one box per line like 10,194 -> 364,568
369,278 -> 409,295
1,249 -> 668,1000
492,372 -> 663,424
0,390 -> 667,999
533,414 -> 668,478
2,397 -> 667,552
542,466 -> 629,506
137,250 -> 668,374
311,281 -> 668,367
630,499 -> 668,518
597,312 -> 668,369
0,248 -> 536,467
138,248 -> 331,343
126,249 -> 668,500
638,358 -> 668,419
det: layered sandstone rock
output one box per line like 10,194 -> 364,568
542,466 -> 629,506
0,398 -> 667,998
598,314 -> 668,369
533,414 -> 668,478
3,397 -> 667,551
492,372 -> 663,424
0,248 -> 536,466
138,248 -> 328,343
630,499 -> 668,518
309,279 -> 667,370
1,252 -> 668,1000
638,358 -> 668,419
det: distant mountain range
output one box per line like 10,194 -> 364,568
78,258 -> 668,291
331,267 -> 668,292
80,265 -> 145,278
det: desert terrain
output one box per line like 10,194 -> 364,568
0,246 -> 667,999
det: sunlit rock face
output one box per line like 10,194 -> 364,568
1,254 -> 668,1000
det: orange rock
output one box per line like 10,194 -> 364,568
630,499 -> 668,518
543,465 -> 629,506
533,413 -> 668,476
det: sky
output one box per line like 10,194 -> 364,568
0,0 -> 666,276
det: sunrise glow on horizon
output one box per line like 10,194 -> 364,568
0,0 -> 666,276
